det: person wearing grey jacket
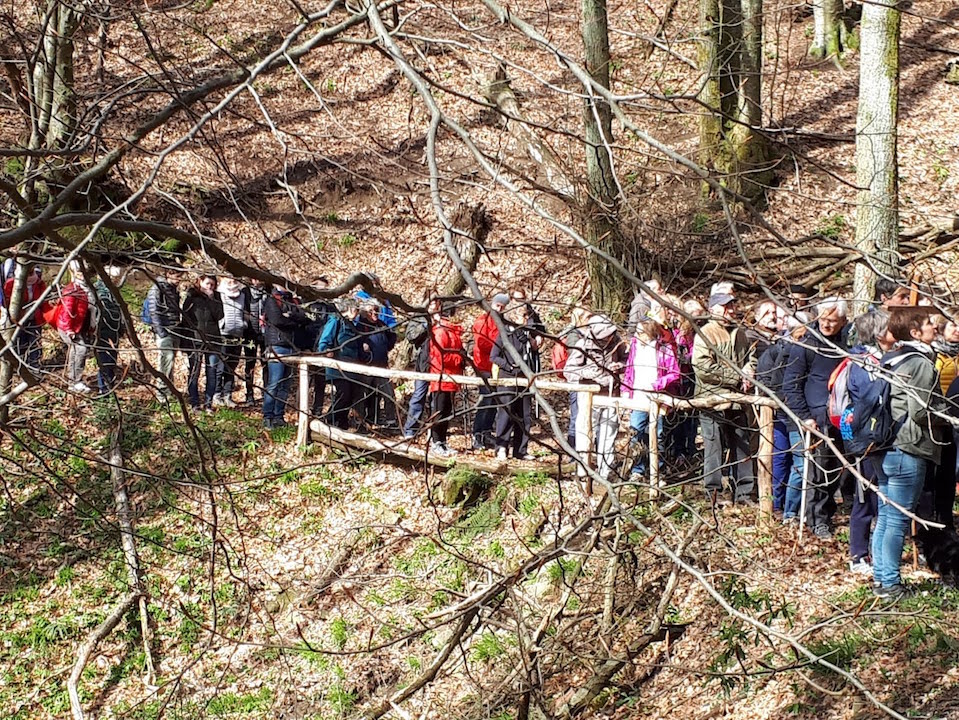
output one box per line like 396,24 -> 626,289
872,307 -> 946,599
216,276 -> 249,407
563,315 -> 628,482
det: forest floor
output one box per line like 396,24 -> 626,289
2,0 -> 959,717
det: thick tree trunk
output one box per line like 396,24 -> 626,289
582,0 -> 631,318
698,0 -> 770,203
811,0 -> 844,59
852,0 -> 900,313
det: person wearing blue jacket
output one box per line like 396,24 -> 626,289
781,297 -> 850,537
357,298 -> 398,430
317,298 -> 370,429
261,287 -> 307,428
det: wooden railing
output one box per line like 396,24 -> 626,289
289,355 -> 779,522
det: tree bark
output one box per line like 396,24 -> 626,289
852,0 -> 900,314
811,0 -> 844,59
698,0 -> 770,203
582,0 -> 631,319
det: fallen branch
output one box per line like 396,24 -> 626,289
68,592 -> 139,720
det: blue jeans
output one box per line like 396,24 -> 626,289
872,448 -> 927,588
403,379 -> 430,436
784,429 -> 806,519
771,420 -> 793,512
263,346 -> 295,422
187,347 -> 219,408
630,409 -> 663,477
472,370 -> 497,446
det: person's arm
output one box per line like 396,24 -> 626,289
490,333 -> 509,371
781,342 -> 813,425
691,325 -> 734,390
654,340 -> 681,392
904,357 -> 937,429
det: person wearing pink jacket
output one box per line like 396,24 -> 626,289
621,317 -> 681,478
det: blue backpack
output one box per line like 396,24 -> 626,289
841,352 -> 912,455
141,293 -> 153,325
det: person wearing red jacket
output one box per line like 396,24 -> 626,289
428,304 -> 465,457
3,264 -> 49,369
56,262 -> 96,393
470,292 -> 508,450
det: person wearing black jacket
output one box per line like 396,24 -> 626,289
181,275 -> 224,410
261,286 -> 308,428
402,298 -> 440,438
297,278 -> 335,417
357,299 -> 398,429
781,297 -> 850,537
243,278 -> 270,405
491,309 -> 537,460
756,320 -> 797,514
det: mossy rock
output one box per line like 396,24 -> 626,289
441,464 -> 491,506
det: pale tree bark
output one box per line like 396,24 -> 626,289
582,0 -> 632,318
811,0 -> 845,59
852,0 -> 900,313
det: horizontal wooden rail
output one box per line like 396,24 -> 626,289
290,355 -> 777,524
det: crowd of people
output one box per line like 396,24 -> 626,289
3,259 -> 958,599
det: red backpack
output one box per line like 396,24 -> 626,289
551,340 -> 570,380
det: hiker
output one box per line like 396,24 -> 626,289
930,312 -> 959,530
663,297 -> 700,466
622,314 -> 680,479
316,298 -> 369,430
181,275 -> 224,411
297,276 -> 335,417
692,290 -> 755,504
144,269 -> 182,392
871,307 -> 945,599
56,261 -> 97,393
261,286 -> 308,428
216,276 -> 250,407
490,300 -> 537,460
2,263 -> 50,370
554,306 -> 592,448
564,314 -> 628,482
427,301 -> 465,457
470,292 -> 508,450
357,297 -> 399,431
402,297 -> 440,439
782,297 -> 850,535
93,274 -> 124,395
244,277 -> 271,405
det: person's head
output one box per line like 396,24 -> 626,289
636,318 -> 661,343
753,300 -> 778,332
852,308 -> 890,347
26,266 -> 41,286
788,284 -> 810,309
491,292 -> 509,314
816,297 -> 847,337
250,277 -> 266,290
875,278 -> 910,307
707,293 -> 736,321
683,298 -> 706,318
886,306 -> 937,344
942,315 -> 959,344
571,307 -> 591,330
339,297 -> 360,320
511,288 -> 527,304
197,274 -> 217,296
588,315 -> 619,346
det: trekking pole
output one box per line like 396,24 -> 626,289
798,427 -> 810,542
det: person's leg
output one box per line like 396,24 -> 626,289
784,428 -> 806,520
373,376 -> 398,427
472,371 -> 496,448
262,356 -> 286,423
567,391 -> 578,448
187,349 -> 201,407
934,440 -> 957,529
700,411 -> 723,493
96,346 -> 118,394
493,400 -> 512,453
242,336 -> 258,403
877,449 -> 927,588
849,457 -> 875,563
221,340 -> 241,400
595,406 -> 620,481
729,409 -> 755,502
403,379 -> 429,437
329,377 -> 350,429
809,437 -> 842,531
431,391 -> 453,445
629,410 -> 650,476
156,334 -> 176,387
771,420 -> 791,512
204,350 -> 219,407
574,392 -> 591,477
515,393 -> 532,457
274,360 -> 294,423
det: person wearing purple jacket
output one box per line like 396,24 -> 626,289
622,316 -> 681,478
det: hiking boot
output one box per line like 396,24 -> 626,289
212,393 -> 226,407
431,442 -> 452,458
813,525 -> 833,540
495,447 -> 508,461
873,584 -> 909,600
849,558 -> 873,576
71,381 -> 93,394
221,395 -> 237,408
262,418 -> 274,429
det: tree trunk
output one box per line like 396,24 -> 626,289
852,0 -> 900,314
582,0 -> 631,318
698,0 -> 770,203
811,0 -> 844,59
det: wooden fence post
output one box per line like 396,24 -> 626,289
757,405 -> 774,525
297,360 -> 310,448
